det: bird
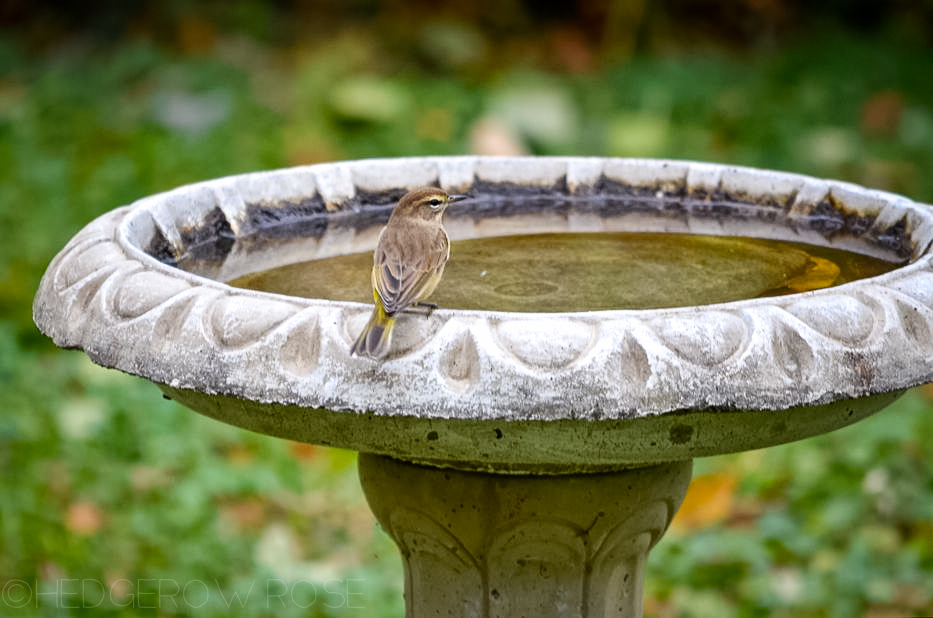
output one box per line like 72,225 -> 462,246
350,187 -> 467,359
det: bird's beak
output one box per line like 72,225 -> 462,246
448,194 -> 468,204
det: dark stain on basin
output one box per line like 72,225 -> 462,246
185,207 -> 235,262
687,187 -> 790,210
471,176 -> 570,197
873,215 -> 911,259
145,225 -> 175,266
145,176 -> 916,275
669,424 -> 695,445
595,175 -> 687,199
801,198 -> 912,260
153,206 -> 236,268
244,195 -> 328,238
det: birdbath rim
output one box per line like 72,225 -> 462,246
33,156 -> 933,471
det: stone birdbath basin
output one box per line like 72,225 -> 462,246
33,156 -> 933,617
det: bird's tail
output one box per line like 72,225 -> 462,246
350,305 -> 397,359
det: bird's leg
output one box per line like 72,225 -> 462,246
403,302 -> 438,317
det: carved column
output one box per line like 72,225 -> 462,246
359,455 -> 692,617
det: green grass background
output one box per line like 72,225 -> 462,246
2,5 -> 933,616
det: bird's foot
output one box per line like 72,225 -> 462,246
404,302 -> 438,317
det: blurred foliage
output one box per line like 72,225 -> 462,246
653,388 -> 933,617
1,2 -> 933,616
0,323 -> 404,616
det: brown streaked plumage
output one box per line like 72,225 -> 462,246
350,187 -> 467,359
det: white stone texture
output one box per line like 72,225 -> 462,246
33,157 -> 933,469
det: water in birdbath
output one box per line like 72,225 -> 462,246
228,232 -> 898,311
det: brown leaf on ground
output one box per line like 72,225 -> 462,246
285,139 -> 341,166
226,444 -> 255,465
289,441 -> 319,462
671,472 -> 738,532
219,498 -> 267,533
66,501 -> 105,536
106,574 -> 133,602
861,90 -> 903,137
129,465 -> 171,492
548,28 -> 596,74
918,383 -> 933,401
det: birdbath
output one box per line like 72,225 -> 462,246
33,156 -> 933,617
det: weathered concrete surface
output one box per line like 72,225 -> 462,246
33,157 -> 933,471
359,454 -> 693,617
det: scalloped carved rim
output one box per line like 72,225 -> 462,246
33,157 -> 933,429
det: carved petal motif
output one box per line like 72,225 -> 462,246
492,318 -> 596,371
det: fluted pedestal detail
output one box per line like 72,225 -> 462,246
359,455 -> 692,617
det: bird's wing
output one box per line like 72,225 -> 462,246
373,226 -> 449,315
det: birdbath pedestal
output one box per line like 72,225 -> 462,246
33,157 -> 933,617
357,455 -> 691,617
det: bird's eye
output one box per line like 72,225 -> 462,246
428,198 -> 442,208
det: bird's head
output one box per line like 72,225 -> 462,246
392,187 -> 468,222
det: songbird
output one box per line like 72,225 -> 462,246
350,187 -> 467,359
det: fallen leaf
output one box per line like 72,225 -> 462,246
893,582 -> 932,610
861,90 -> 903,137
548,28 -> 596,74
106,574 -> 132,602
289,441 -> 319,462
130,465 -> 172,492
671,472 -> 738,532
285,139 -> 341,166
219,499 -> 266,532
66,501 -> 105,536
226,444 -> 254,465
642,594 -> 672,616
39,561 -> 65,581
917,383 -> 933,401
784,256 -> 841,292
